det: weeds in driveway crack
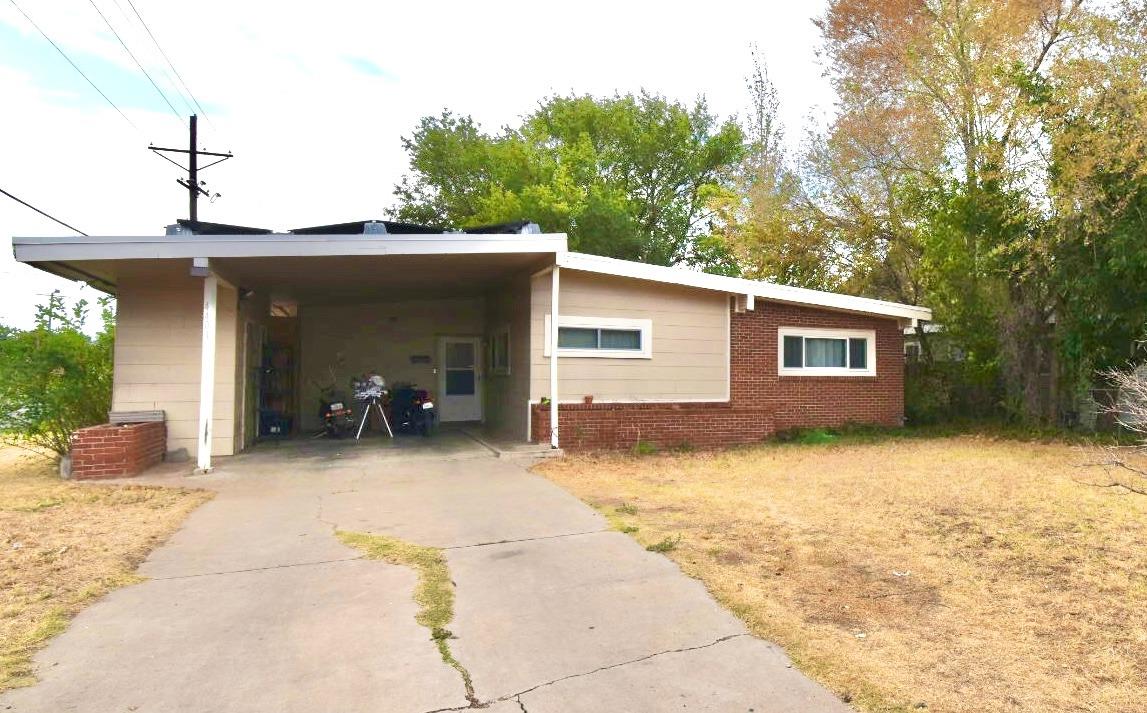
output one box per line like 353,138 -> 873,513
337,531 -> 478,706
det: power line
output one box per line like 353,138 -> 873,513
7,0 -> 140,134
107,0 -> 195,116
0,186 -> 89,236
85,0 -> 184,127
121,0 -> 218,134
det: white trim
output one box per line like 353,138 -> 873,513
196,273 -> 218,472
543,314 -> 653,359
13,232 -> 569,261
724,303 -> 732,402
549,267 -> 560,449
556,251 -> 931,322
534,397 -> 731,405
777,327 -> 876,377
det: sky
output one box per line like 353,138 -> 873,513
0,0 -> 835,329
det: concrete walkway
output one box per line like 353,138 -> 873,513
1,434 -> 850,713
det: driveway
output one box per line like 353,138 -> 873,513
1,434 -> 850,712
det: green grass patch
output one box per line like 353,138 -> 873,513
646,535 -> 682,553
336,531 -> 475,703
769,420 -> 1129,449
632,440 -> 658,455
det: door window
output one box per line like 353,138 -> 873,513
444,341 -> 476,395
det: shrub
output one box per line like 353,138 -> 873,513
632,440 -> 658,455
0,292 -> 115,456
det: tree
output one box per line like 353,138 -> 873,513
0,292 -> 115,457
708,51 -> 843,287
390,93 -> 745,268
1046,1 -> 1147,382
812,0 -> 1091,421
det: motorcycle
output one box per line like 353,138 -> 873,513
319,395 -> 355,438
389,383 -> 437,436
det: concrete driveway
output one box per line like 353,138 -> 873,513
1,434 -> 850,713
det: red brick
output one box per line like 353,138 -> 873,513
70,421 -> 166,479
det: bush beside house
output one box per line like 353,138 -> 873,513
0,292 -> 114,458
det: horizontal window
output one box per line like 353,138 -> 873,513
778,328 -> 876,376
545,315 -> 653,359
558,326 -> 642,351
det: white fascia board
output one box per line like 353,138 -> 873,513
556,252 -> 932,322
12,233 -> 569,262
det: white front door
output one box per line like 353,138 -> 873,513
438,336 -> 483,422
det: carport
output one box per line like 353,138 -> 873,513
12,220 -> 569,470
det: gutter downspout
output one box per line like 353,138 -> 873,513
196,269 -> 217,472
549,266 -> 560,449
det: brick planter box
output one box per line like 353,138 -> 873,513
69,422 -> 166,480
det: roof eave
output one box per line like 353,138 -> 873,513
12,232 -> 570,263
557,251 -> 932,323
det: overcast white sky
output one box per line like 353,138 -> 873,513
0,0 -> 834,329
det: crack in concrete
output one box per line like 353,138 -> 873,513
149,555 -> 364,580
315,493 -> 339,534
442,528 -> 610,551
497,633 -> 751,704
418,632 -> 751,713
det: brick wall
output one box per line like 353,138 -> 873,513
531,402 -> 773,450
731,301 -> 905,431
534,299 -> 904,451
69,422 -> 166,480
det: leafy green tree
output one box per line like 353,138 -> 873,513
1046,1 -> 1147,382
391,93 -> 744,268
812,0 -> 1095,422
0,292 -> 115,457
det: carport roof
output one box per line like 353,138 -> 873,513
12,228 -> 931,322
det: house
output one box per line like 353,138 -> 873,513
12,219 -> 931,471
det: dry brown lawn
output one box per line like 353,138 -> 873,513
535,435 -> 1147,713
0,446 -> 211,691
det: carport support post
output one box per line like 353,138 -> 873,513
550,265 -> 560,449
196,271 -> 218,472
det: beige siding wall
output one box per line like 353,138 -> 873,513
484,276 -> 532,439
530,271 -> 729,403
298,298 -> 484,432
112,267 -> 239,457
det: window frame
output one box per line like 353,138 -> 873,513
777,327 -> 876,377
544,315 -> 653,359
490,324 -> 511,376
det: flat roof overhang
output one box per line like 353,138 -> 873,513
556,252 -> 933,324
12,232 -> 569,297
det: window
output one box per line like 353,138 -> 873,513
558,326 -> 642,351
490,325 -> 510,376
778,328 -> 876,376
545,315 -> 653,359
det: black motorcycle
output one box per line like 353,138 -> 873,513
389,384 -> 437,436
319,396 -> 354,438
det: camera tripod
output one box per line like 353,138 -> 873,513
355,395 -> 394,440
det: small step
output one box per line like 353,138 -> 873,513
460,429 -> 564,460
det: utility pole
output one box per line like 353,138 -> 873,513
149,115 -> 232,223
